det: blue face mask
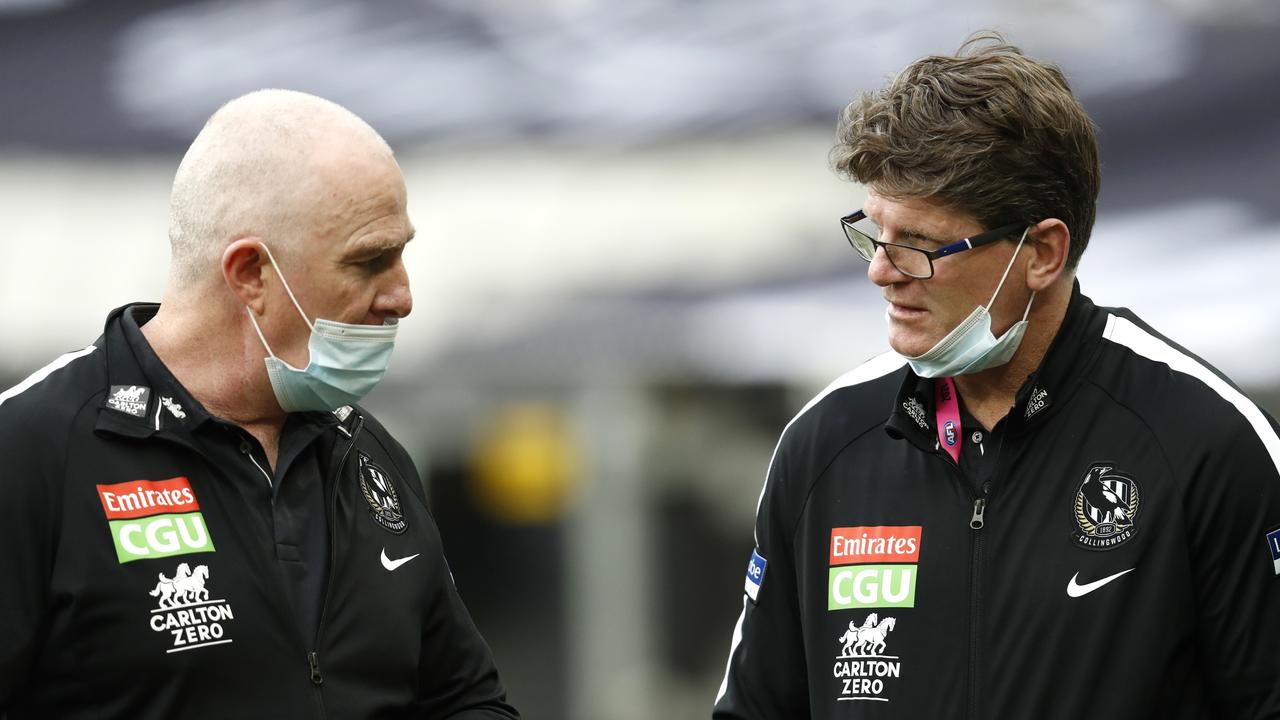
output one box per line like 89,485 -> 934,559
903,227 -> 1035,378
246,243 -> 399,413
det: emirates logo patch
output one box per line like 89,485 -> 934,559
358,453 -> 408,534
1071,463 -> 1140,551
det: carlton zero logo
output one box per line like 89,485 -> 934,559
828,526 -> 921,610
833,613 -> 901,703
106,384 -> 150,417
148,562 -> 235,653
96,477 -> 216,563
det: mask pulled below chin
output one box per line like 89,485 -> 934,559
900,226 -> 1035,378
246,243 -> 400,413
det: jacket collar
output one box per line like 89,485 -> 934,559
885,280 -> 1108,449
95,303 -> 340,441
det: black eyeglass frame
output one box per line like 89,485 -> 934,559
841,209 -> 1029,279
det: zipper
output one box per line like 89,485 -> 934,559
969,498 -> 986,530
308,412 -> 364,714
308,651 -> 323,685
937,435 -> 995,720
967,484 -> 987,720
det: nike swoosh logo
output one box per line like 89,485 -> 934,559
1067,567 -> 1136,597
380,548 -> 421,572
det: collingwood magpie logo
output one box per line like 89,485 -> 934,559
1071,463 -> 1140,550
359,453 -> 408,534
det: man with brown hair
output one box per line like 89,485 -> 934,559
714,33 -> 1280,718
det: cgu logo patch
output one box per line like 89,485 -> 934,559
828,526 -> 921,610
96,477 -> 215,563
147,561 -> 235,653
833,612 -> 902,703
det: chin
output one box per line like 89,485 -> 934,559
886,326 -> 934,359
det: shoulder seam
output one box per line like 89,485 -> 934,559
751,351 -> 905,545
1080,377 -> 1177,484
790,420 -> 890,550
1101,313 -> 1280,477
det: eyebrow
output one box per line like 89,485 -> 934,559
895,227 -> 944,245
863,212 -> 943,245
350,231 -> 414,255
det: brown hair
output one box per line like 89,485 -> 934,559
832,32 -> 1100,268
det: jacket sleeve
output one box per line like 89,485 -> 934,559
370,423 -> 520,720
0,399 -> 61,712
1184,405 -> 1280,717
713,437 -> 809,719
412,513 -> 520,719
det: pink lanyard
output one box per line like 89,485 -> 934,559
935,377 -> 962,464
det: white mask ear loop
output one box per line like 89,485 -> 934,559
1020,289 -> 1037,322
257,242 -> 316,332
246,307 -> 280,360
985,226 -> 1032,308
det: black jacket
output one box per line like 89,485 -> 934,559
714,286 -> 1280,719
0,305 -> 519,719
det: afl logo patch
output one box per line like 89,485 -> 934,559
358,453 -> 407,535
1071,463 -> 1139,551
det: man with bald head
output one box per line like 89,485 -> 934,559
0,90 -> 520,719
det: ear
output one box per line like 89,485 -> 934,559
221,238 -> 270,313
1024,218 -> 1070,292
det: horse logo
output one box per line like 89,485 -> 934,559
837,614 -> 897,657
148,562 -> 211,608
106,385 -> 151,417
115,386 -> 146,402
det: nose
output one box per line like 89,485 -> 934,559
374,258 -> 413,321
866,245 -> 910,287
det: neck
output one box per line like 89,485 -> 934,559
953,280 -> 1072,430
141,291 -> 289,443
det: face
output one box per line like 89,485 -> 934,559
864,189 -> 1031,358
266,145 -> 415,368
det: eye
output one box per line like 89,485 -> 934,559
355,252 -> 396,272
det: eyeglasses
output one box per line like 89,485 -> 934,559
841,210 -> 1028,279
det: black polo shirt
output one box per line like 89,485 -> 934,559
956,400 -> 1005,498
121,304 -> 333,643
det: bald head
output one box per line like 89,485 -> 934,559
167,89 -> 395,287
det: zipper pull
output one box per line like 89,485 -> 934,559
969,498 -> 987,530
308,651 -> 323,685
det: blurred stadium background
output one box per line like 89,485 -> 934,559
2,1 -> 1279,717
